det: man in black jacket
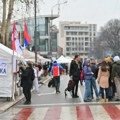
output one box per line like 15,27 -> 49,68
69,55 -> 82,98
21,62 -> 34,104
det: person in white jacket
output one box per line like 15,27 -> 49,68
33,64 -> 39,92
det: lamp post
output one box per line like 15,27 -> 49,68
49,1 -> 67,57
34,0 -> 37,63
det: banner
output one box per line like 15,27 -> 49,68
0,60 -> 8,76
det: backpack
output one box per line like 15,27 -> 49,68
80,69 -> 84,80
67,80 -> 75,91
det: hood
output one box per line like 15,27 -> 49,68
113,56 -> 120,62
84,60 -> 89,66
53,62 -> 59,66
114,60 -> 120,65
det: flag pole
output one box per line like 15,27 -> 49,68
12,50 -> 15,101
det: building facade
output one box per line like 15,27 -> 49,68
58,21 -> 97,57
15,15 -> 58,56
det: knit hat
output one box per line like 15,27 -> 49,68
113,56 -> 120,62
105,57 -> 111,63
91,59 -> 96,63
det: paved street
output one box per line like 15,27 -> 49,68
0,75 -> 120,120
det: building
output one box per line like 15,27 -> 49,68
58,21 -> 97,57
15,15 -> 58,57
50,25 -> 58,57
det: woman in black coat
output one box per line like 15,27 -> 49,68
69,55 -> 82,98
21,62 -> 34,104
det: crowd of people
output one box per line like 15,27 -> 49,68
18,54 -> 120,104
18,61 -> 66,104
69,55 -> 120,102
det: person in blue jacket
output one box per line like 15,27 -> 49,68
51,61 -> 64,93
83,59 -> 93,102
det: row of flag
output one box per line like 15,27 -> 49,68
11,22 -> 31,55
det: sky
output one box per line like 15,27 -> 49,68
39,0 -> 120,31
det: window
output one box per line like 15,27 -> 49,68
66,42 -> 71,46
39,39 -> 47,52
85,37 -> 89,41
85,42 -> 89,46
66,37 -> 71,41
85,47 -> 89,51
66,32 -> 70,35
66,48 -> 71,51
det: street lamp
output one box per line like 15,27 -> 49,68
48,1 -> 67,56
51,1 -> 68,20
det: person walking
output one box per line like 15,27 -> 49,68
83,59 -> 93,102
51,61 -> 64,94
111,56 -> 120,101
97,61 -> 110,102
69,55 -> 82,98
90,59 -> 99,100
21,62 -> 35,104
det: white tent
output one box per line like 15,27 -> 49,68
23,49 -> 51,63
57,55 -> 71,63
0,43 -> 23,98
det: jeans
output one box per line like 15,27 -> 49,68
84,79 -> 91,100
100,87 -> 108,99
91,77 -> 99,97
53,76 -> 60,92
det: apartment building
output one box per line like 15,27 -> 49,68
59,21 -> 97,57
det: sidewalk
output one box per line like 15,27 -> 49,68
0,76 -> 51,113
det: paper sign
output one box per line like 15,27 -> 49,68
0,60 -> 8,76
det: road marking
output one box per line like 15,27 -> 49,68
16,101 -> 120,108
90,105 -> 111,120
103,105 -> 120,120
12,108 -> 34,120
60,106 -> 77,120
76,105 -> 94,120
37,91 -> 56,96
43,107 -> 61,120
28,107 -> 48,120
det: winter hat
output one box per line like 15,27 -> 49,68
113,56 -> 120,62
91,59 -> 96,63
105,57 -> 111,63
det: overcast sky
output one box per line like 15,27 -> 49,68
39,0 -> 120,31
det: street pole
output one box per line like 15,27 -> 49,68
34,0 -> 37,63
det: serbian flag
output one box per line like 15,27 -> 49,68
11,23 -> 22,55
24,22 -> 31,46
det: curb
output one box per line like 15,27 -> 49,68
0,77 -> 51,113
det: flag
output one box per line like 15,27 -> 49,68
24,22 -> 31,46
11,23 -> 22,55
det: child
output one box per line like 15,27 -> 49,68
97,61 -> 110,102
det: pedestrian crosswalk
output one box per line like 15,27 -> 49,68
5,105 -> 119,120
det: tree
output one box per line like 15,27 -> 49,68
99,19 -> 120,56
0,0 -> 35,46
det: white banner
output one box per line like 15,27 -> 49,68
0,60 -> 8,76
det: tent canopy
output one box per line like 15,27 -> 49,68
57,55 -> 71,63
23,49 -> 51,63
0,43 -> 23,59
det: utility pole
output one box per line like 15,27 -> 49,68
34,0 -> 37,63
